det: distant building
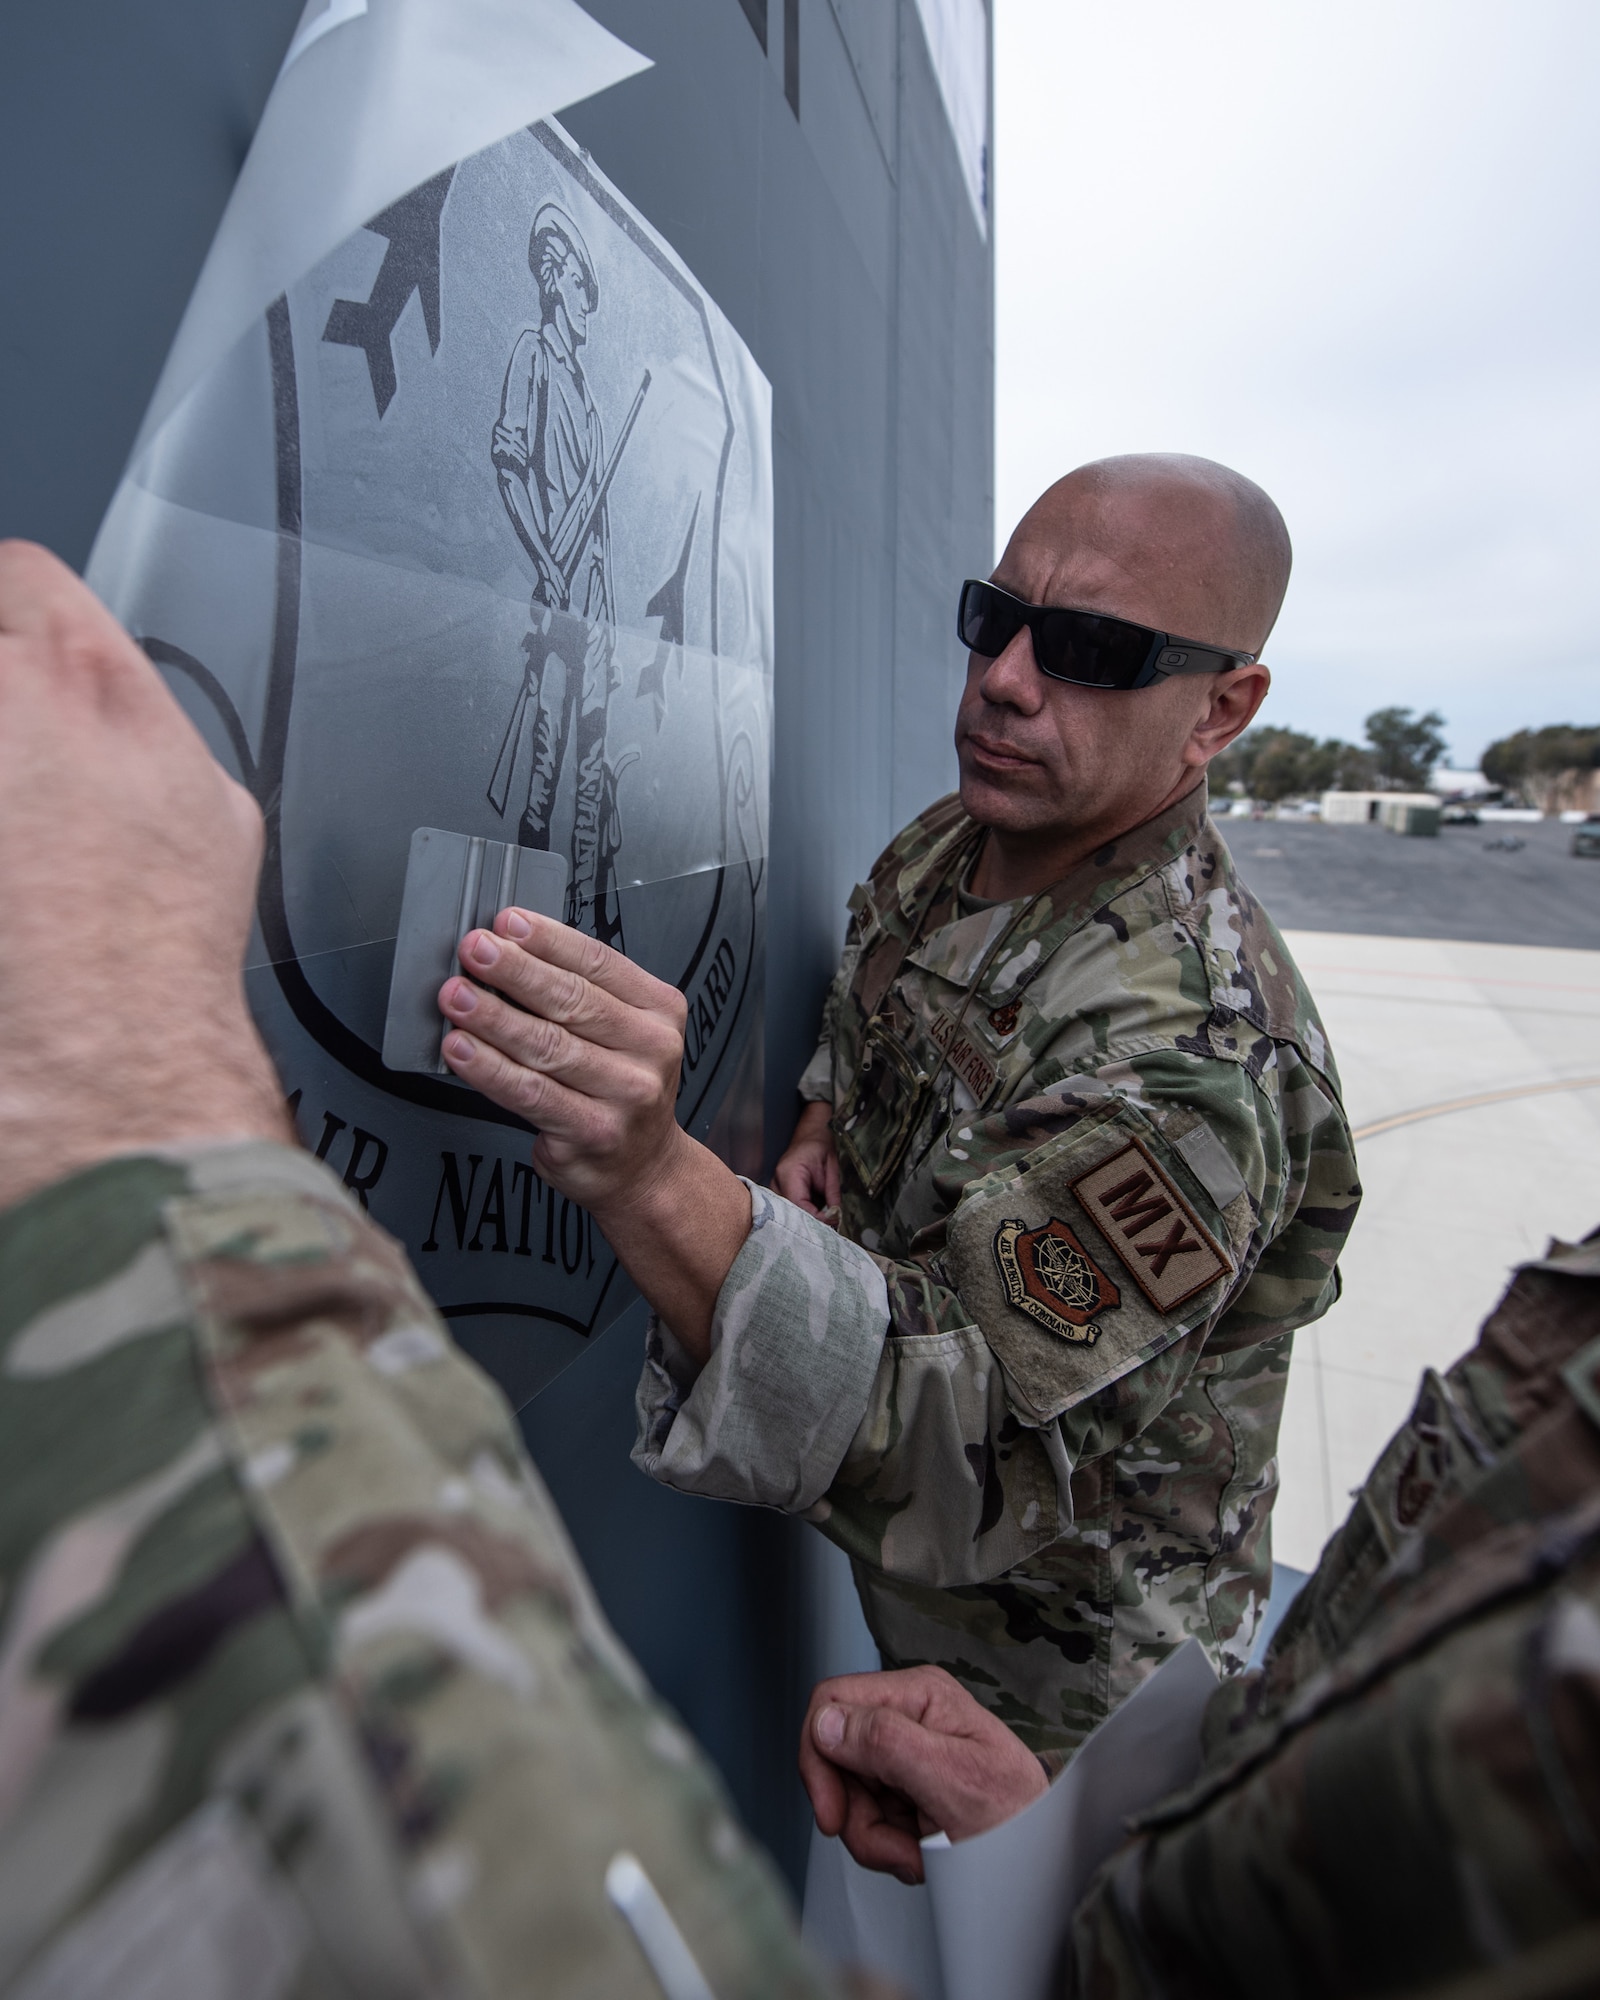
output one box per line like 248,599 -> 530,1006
1320,791 -> 1377,824
1431,766 -> 1496,799
1376,797 -> 1441,837
1321,790 -> 1441,833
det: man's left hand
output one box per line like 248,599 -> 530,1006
773,1099 -> 841,1222
799,1665 -> 1049,1885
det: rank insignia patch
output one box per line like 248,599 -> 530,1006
1071,1137 -> 1234,1314
992,1217 -> 1120,1343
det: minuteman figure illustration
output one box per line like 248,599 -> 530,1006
488,202 -> 649,946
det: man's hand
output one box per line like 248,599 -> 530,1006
438,911 -> 751,1361
799,1666 -> 1049,1885
773,1099 -> 840,1222
439,913 -> 687,1209
0,542 -> 291,1211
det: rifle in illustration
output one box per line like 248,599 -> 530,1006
488,368 -> 651,816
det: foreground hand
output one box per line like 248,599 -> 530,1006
0,542 -> 290,1210
438,911 -> 750,1359
773,1099 -> 841,1221
800,1666 -> 1049,1885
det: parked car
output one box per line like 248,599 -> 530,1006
1572,816 -> 1600,859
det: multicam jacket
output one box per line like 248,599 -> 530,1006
637,785 -> 1360,1756
0,1144 -> 833,2000
1067,1226 -> 1600,1998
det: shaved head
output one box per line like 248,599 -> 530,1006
1012,454 -> 1292,652
956,453 -> 1287,899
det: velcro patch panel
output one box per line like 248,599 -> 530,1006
1071,1137 -> 1233,1313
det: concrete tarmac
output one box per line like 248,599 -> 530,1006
1223,812 -> 1600,1571
1224,812 -> 1600,949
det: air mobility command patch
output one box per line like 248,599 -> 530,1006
992,1217 -> 1120,1344
1071,1136 -> 1233,1313
946,1113 -> 1241,1425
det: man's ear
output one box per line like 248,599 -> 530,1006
1185,663 -> 1270,769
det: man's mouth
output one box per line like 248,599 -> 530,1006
963,732 -> 1040,772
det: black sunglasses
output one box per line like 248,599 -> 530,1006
957,578 -> 1257,690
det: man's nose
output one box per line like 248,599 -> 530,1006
977,626 -> 1046,712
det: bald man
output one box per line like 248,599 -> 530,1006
438,455 -> 1362,1761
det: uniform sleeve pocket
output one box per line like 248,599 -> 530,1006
947,1102 -> 1236,1425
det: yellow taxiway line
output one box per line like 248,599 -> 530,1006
1354,1075 -> 1600,1143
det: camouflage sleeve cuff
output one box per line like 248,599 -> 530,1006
0,1135 -> 363,1241
796,1037 -> 835,1104
632,1181 -> 890,1510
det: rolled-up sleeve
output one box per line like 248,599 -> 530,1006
631,1178 -> 1073,1587
633,1182 -> 890,1510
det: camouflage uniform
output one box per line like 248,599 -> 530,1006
1065,1225 -> 1600,1999
0,1143 -> 835,1999
636,785 -> 1359,1758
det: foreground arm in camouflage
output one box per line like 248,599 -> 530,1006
636,1034 -> 1354,1593
0,542 -> 837,1998
1064,1228 -> 1600,1998
0,1142 -> 834,2000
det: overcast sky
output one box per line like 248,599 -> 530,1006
994,1 -> 1600,766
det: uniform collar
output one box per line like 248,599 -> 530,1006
894,807 -> 985,919
901,783 -> 1213,1000
1019,780 -> 1210,930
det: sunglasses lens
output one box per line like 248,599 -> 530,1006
1033,610 -> 1151,688
957,583 -> 1158,688
958,580 -> 1023,657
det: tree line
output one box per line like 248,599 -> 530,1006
1212,706 -> 1447,802
1480,725 -> 1600,813
1215,710 -> 1600,807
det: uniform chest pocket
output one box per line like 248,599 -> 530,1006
835,1014 -> 932,1199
